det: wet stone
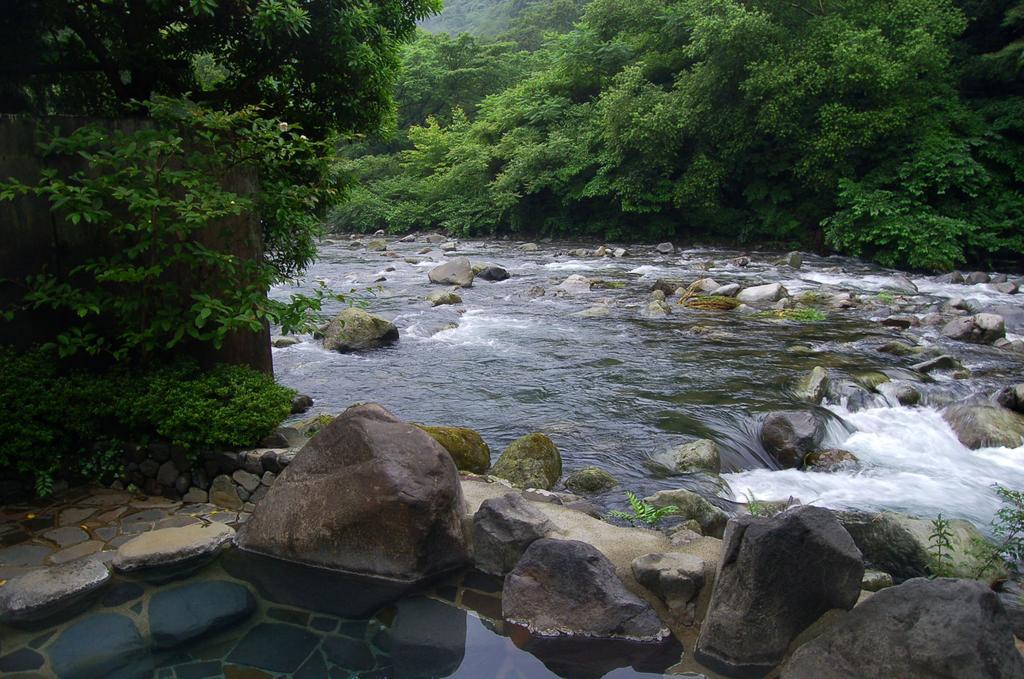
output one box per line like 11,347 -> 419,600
0,543 -> 54,568
267,606 -> 310,626
149,580 -> 256,649
58,507 -> 96,526
0,558 -> 110,625
113,523 -> 234,579
338,620 -> 369,639
20,514 -> 54,532
295,650 -> 328,679
94,526 -> 118,541
461,590 -> 502,620
227,622 -> 320,673
173,659 -> 224,679
0,647 -> 45,672
102,580 -> 146,607
48,612 -> 149,678
48,540 -> 103,564
311,615 -> 338,633
322,635 -> 376,671
463,570 -> 502,594
29,629 -> 56,648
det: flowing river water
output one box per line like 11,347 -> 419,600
271,237 -> 1024,534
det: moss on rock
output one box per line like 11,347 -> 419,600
489,433 -> 562,490
416,425 -> 491,474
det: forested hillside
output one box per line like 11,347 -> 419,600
337,0 -> 1024,271
420,0 -> 584,43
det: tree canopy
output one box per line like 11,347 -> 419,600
333,0 -> 1024,271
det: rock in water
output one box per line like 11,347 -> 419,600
416,424 -> 491,474
656,242 -> 675,254
472,492 -> 555,575
149,580 -> 256,649
236,403 -> 468,583
941,403 -> 1024,449
476,265 -> 510,281
644,489 -> 728,538
695,506 -> 863,677
428,258 -> 474,287
489,433 -> 562,490
781,578 -> 1024,678
736,283 -> 788,305
941,313 -> 1005,344
760,411 -> 825,468
426,289 -> 462,307
557,274 -> 593,294
564,466 -> 618,494
502,538 -> 669,641
794,366 -> 829,404
321,307 -> 399,352
0,559 -> 110,625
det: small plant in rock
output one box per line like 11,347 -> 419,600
876,292 -> 896,304
606,491 -> 678,527
970,485 -> 1024,580
928,513 -> 956,577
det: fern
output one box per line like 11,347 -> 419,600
606,490 -> 678,527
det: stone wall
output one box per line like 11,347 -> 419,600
0,115 -> 271,373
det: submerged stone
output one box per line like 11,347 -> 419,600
149,580 -> 256,649
48,612 -> 149,679
227,622 -> 320,673
112,522 -> 234,580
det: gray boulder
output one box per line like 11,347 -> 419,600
942,403 -> 1024,449
695,506 -> 863,678
644,488 -> 728,538
737,283 -> 788,305
935,271 -> 965,284
426,289 -> 462,307
803,449 -> 858,472
711,283 -> 741,297
149,580 -> 256,649
656,242 -> 675,254
428,257 -> 474,288
941,313 -> 1005,344
760,411 -> 826,468
489,433 -> 563,490
966,271 -> 991,284
48,612 -> 150,679
557,274 -> 592,294
477,265 -> 510,281
911,354 -> 962,374
794,366 -> 829,404
782,578 -> 1024,678
472,492 -> 555,575
236,403 -> 468,583
643,299 -> 672,318
631,552 -> 706,622
651,439 -> 721,475
113,523 -> 234,580
564,466 -> 618,494
0,559 -> 110,625
502,538 -> 669,641
994,384 -> 1024,413
321,307 -> 399,352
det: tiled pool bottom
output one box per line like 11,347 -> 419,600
1,547 -> 686,679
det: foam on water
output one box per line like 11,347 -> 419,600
724,404 -> 1024,530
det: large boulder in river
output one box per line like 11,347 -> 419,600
650,439 -> 721,475
794,366 -> 829,404
759,411 -> 826,468
695,506 -> 863,678
782,578 -> 1024,679
942,403 -> 1024,449
564,466 -> 618,494
502,538 -> 669,641
556,274 -> 592,294
416,425 -> 491,474
941,313 -> 1005,344
736,283 -> 788,305
489,433 -> 562,490
994,384 -> 1024,413
835,510 -> 992,580
236,403 -> 468,583
321,308 -> 399,352
472,492 -> 554,575
428,257 -> 474,288
476,265 -> 510,282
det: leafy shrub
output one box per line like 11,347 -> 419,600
0,347 -> 294,495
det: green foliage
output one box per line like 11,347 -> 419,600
336,0 -> 1023,270
0,98 -> 345,360
606,490 -> 678,527
928,513 -> 957,577
0,347 -> 294,495
755,308 -> 828,322
971,485 -> 1024,579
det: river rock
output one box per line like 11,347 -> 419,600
803,448 -> 858,472
557,274 -> 592,294
321,307 -> 399,351
835,510 -> 991,580
941,313 -> 1005,344
783,251 -> 802,269
966,271 -> 991,284
994,384 -> 1024,413
477,265 -> 510,281
654,439 -> 721,474
760,411 -> 825,468
794,366 -> 829,404
861,569 -> 894,592
49,612 -> 150,678
423,233 -> 447,244
417,425 -> 491,474
643,299 -> 672,317
781,578 -> 1024,678
564,467 -> 618,494
736,283 -> 788,305
711,283 -> 741,297
650,279 -> 685,295
941,403 -> 1024,449
644,488 -> 728,538
113,523 -> 235,579
149,580 -> 256,649
695,506 -> 863,678
366,239 -> 387,251
472,492 -> 555,575
911,354 -> 962,374
631,552 -> 705,620
935,271 -> 965,284
489,433 -> 562,490
426,289 -> 462,306
428,258 -> 474,287
519,242 -> 539,252
0,559 -> 111,625
291,393 -> 314,414
236,403 -> 468,582
656,242 -> 675,254
993,281 -> 1019,294
502,538 -> 669,641
884,275 -> 919,295
273,335 -> 300,348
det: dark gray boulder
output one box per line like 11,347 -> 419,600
477,265 -> 510,281
236,403 -> 468,583
502,538 -> 669,641
148,580 -> 256,649
695,506 -> 863,678
472,493 -> 555,576
631,552 -> 705,622
941,313 -> 1005,344
428,257 -> 474,287
782,578 -> 1024,678
48,612 -> 150,679
994,384 -> 1024,413
760,411 -> 826,468
0,559 -> 110,625
320,307 -> 399,352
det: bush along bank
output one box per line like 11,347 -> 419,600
0,347 -> 304,501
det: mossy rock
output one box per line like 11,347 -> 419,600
564,467 -> 618,494
803,449 -> 858,472
592,280 -> 627,290
680,295 -> 740,310
416,425 -> 490,474
489,433 -> 562,490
